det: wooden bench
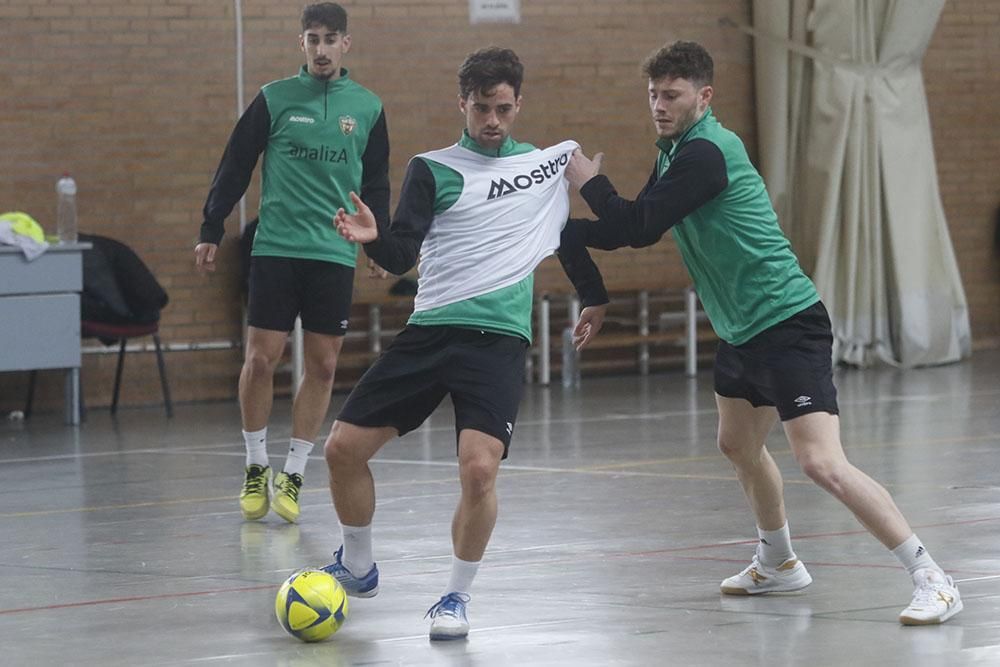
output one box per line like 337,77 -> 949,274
281,289 -> 414,393
529,287 -> 715,385
285,285 -> 714,392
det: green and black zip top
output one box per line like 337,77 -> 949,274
566,108 -> 818,345
200,66 -> 389,267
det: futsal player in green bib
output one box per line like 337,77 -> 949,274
319,47 -> 610,640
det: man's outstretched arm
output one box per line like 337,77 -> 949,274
334,157 -> 435,275
557,224 -> 609,350
567,140 -> 729,248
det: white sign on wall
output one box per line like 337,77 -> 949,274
469,0 -> 521,24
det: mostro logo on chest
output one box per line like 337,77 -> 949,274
486,152 -> 569,200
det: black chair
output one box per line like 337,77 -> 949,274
25,233 -> 172,417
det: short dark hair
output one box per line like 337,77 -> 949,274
458,47 -> 524,99
301,2 -> 347,33
642,41 -> 713,87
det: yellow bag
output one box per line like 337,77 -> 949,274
0,211 -> 46,243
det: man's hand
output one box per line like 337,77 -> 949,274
366,258 -> 389,279
194,242 -> 218,273
565,149 -> 605,191
334,192 -> 378,244
573,303 -> 607,351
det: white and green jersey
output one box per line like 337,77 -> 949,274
412,138 -> 577,311
363,132 -> 607,342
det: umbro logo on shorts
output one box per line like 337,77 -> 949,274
793,395 -> 813,408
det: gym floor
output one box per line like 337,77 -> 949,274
2,350 -> 998,666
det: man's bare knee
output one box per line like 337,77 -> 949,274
244,349 -> 279,379
305,356 -> 338,385
325,429 -> 359,469
461,462 -> 497,502
718,432 -> 759,464
797,450 -> 847,493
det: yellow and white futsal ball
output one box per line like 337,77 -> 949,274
275,569 -> 348,642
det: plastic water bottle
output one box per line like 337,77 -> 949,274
561,326 -> 580,388
56,173 -> 78,243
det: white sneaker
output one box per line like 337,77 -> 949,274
425,592 -> 471,640
720,553 -> 813,595
899,569 -> 962,625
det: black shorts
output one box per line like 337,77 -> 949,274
337,325 -> 528,457
247,256 -> 354,335
714,300 -> 839,421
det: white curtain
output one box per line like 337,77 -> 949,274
750,0 -> 971,367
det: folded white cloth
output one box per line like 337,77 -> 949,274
0,219 -> 50,261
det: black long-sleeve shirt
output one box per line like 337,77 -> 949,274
564,138 -> 728,250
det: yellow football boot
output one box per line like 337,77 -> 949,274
271,471 -> 303,523
239,464 -> 271,520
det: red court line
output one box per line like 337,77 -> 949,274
610,515 -> 1000,558
0,583 -> 275,616
784,516 -> 1000,543
474,515 -> 1000,577
670,554 -> 999,576
3,517 -> 995,617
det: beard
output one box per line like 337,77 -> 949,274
310,61 -> 336,79
657,107 -> 700,140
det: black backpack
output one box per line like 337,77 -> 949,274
79,233 -> 168,325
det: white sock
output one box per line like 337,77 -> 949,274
341,522 -> 374,576
443,555 -> 481,596
757,523 -> 795,568
891,534 -> 942,579
243,427 -> 268,467
283,437 -> 314,477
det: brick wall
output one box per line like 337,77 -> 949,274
925,0 -> 1000,348
1,0 -> 996,412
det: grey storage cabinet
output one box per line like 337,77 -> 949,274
0,243 -> 90,424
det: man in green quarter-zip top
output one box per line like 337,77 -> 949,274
563,40 -> 961,627
195,3 -> 390,526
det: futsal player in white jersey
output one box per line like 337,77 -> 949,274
318,47 -> 610,640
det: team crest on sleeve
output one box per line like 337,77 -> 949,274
339,115 -> 357,136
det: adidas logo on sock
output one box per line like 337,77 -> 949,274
915,545 -> 925,558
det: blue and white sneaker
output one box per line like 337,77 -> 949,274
425,592 -> 471,640
321,546 -> 379,598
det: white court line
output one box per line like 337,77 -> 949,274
373,617 -> 581,643
0,442 -> 237,464
0,444 -> 726,479
846,389 -> 1000,404
6,386 -> 999,463
4,411 -> 998,467
955,574 -> 1000,584
180,653 -> 281,664
173,618 -> 582,663
0,410 -> 718,466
